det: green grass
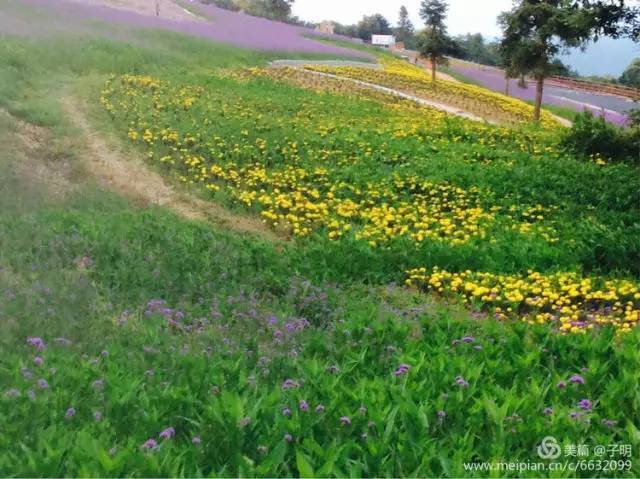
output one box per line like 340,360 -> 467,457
1,4 -> 639,477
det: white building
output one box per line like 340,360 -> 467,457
371,35 -> 396,48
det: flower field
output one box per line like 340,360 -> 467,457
101,64 -> 639,334
1,3 -> 640,476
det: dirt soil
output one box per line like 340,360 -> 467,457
61,96 -> 282,242
67,0 -> 198,22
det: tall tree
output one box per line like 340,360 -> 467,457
418,0 -> 453,82
620,58 -> 640,87
357,14 -> 392,41
395,5 -> 415,47
500,0 -> 639,122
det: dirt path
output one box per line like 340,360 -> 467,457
68,0 -> 198,21
61,96 -> 282,242
300,69 -> 495,124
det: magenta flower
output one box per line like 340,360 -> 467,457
34,356 -> 44,366
65,407 -> 76,419
394,363 -> 411,376
577,399 -> 592,411
281,379 -> 300,390
455,376 -> 470,387
462,336 -> 475,343
27,337 -> 45,350
339,416 -> 351,426
192,436 -> 201,445
282,407 -> 292,417
299,400 -> 309,412
437,410 -> 446,418
159,427 -> 175,440
569,375 -> 585,385
557,380 -> 567,389
37,378 -> 49,389
141,438 -> 158,450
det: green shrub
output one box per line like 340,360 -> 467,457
561,110 -> 639,164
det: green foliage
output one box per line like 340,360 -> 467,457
561,110 -> 639,164
356,13 -> 392,41
395,5 -> 416,49
417,0 -> 455,71
619,57 -> 640,87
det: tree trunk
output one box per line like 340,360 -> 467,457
534,75 -> 544,122
431,55 -> 436,83
504,72 -> 510,96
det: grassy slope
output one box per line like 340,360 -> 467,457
1,8 -> 639,478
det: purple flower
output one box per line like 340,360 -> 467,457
65,407 -> 76,419
601,419 -> 618,428
27,337 -> 45,350
327,364 -> 340,374
569,411 -> 583,419
159,427 -> 175,440
339,416 -> 351,426
92,379 -> 104,390
315,404 -> 325,413
577,399 -> 592,411
569,375 -> 585,385
437,410 -> 446,419
94,411 -> 102,422
21,368 -> 33,379
34,356 -> 44,366
394,363 -> 411,376
452,339 -> 461,346
281,379 -> 300,390
455,376 -> 470,387
141,438 -> 158,450
192,436 -> 201,445
282,407 -> 292,417
543,407 -> 553,415
101,350 -> 109,357
284,433 -> 293,443
28,389 -> 36,401
462,336 -> 475,343
557,380 -> 567,389
299,400 -> 309,412
4,388 -> 20,398
473,345 -> 483,350
37,378 -> 49,389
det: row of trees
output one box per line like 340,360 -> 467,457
417,0 -> 639,121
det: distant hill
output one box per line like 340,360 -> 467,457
559,38 -> 639,77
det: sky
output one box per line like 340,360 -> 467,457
292,0 -> 639,76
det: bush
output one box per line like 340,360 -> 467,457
561,110 -> 639,164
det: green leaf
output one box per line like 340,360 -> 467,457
296,450 -> 315,478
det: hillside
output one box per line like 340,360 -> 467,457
1,1 -> 639,477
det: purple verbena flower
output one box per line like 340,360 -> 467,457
455,376 -> 470,387
192,436 -> 201,445
65,407 -> 76,419
577,399 -> 592,411
437,410 -> 446,419
299,400 -> 309,412
282,407 -> 292,417
462,336 -> 475,343
394,363 -> 411,376
601,419 -> 618,428
159,427 -> 175,440
281,379 -> 300,390
569,411 -> 583,419
339,416 -> 351,426
569,375 -> 585,385
34,356 -> 44,366
284,433 -> 293,443
141,438 -> 158,450
94,411 -> 102,422
92,379 -> 104,390
27,337 -> 45,350
315,404 -> 325,413
557,380 -> 567,389
37,378 -> 49,389
5,388 -> 20,398
543,407 -> 553,415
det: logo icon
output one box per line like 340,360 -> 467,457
537,436 -> 562,459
